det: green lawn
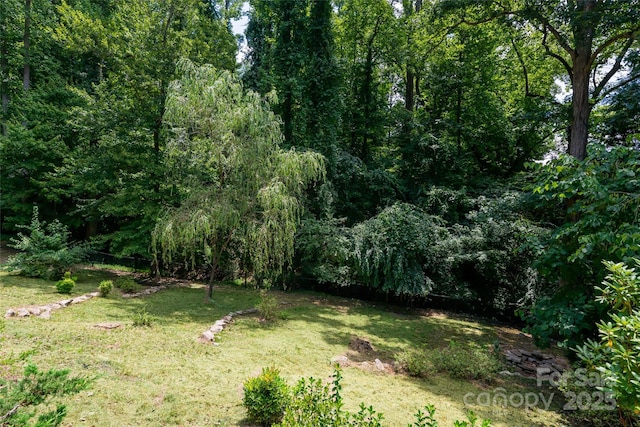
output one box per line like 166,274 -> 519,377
0,268 -> 568,426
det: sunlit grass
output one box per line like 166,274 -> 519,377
0,269 -> 567,426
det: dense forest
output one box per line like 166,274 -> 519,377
1,0 -> 639,380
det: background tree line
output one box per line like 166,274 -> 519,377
1,0 -> 639,353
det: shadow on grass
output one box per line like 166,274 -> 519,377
97,283 -> 262,326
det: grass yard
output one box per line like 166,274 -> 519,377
1,268 -> 569,426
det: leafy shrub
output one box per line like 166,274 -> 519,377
395,343 -> 501,383
523,145 -> 640,347
395,348 -> 430,377
573,260 -> 640,423
0,363 -> 91,427
243,367 -> 290,426
271,367 -> 491,427
429,342 -> 501,382
114,276 -> 141,293
55,271 -> 76,294
275,367 -> 384,427
257,290 -> 280,322
98,280 -> 113,297
5,206 -> 88,280
132,307 -> 153,327
410,404 -> 492,427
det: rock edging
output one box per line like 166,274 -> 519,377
5,292 -> 101,319
501,348 -> 569,379
199,308 -> 258,344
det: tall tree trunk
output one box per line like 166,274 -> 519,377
0,38 -> 8,136
567,0 -> 595,161
23,0 -> 31,92
569,65 -> 590,161
405,68 -> 414,112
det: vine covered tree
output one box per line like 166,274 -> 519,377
152,59 -> 325,299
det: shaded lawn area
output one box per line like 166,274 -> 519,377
0,268 -> 568,426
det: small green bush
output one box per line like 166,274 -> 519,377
395,348 -> 430,377
114,276 -> 141,293
395,343 -> 501,382
55,272 -> 76,294
5,206 -> 89,280
0,363 -> 91,427
429,341 -> 501,382
243,367 -> 290,426
132,307 -> 153,327
98,280 -> 113,297
257,290 -> 280,322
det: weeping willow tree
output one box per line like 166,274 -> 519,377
152,59 -> 325,299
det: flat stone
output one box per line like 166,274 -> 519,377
17,308 -> 30,317
199,330 -> 215,342
59,300 -> 72,306
5,309 -> 16,318
374,359 -> 385,371
213,320 -> 226,328
49,303 -> 62,310
95,322 -> 122,330
39,310 -> 51,319
222,316 -> 232,323
28,307 -> 42,316
330,355 -> 350,366
209,325 -> 224,334
88,292 -> 100,297
505,353 -> 522,364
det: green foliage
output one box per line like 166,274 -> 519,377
5,207 -> 88,280
353,203 -> 451,296
574,261 -> 640,419
55,272 -> 76,294
98,280 -> 113,297
523,145 -> 640,347
243,367 -> 290,426
408,404 -> 492,427
266,367 -> 492,427
298,189 -> 546,312
0,363 -> 91,427
257,290 -> 280,322
395,348 -> 431,377
113,277 -> 141,294
132,307 -> 153,327
275,367 -> 384,427
395,343 -> 501,383
153,59 -> 325,291
429,341 -> 501,382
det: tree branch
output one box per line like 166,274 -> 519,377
593,36 -> 636,99
596,72 -> 640,102
0,404 -> 21,423
530,10 -> 574,56
542,27 -> 573,80
510,36 -> 544,98
590,27 -> 640,67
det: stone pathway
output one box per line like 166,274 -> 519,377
5,291 -> 101,319
199,308 -> 258,344
501,348 -> 570,378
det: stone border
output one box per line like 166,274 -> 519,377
501,348 -> 569,378
5,291 -> 101,319
199,308 -> 258,344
